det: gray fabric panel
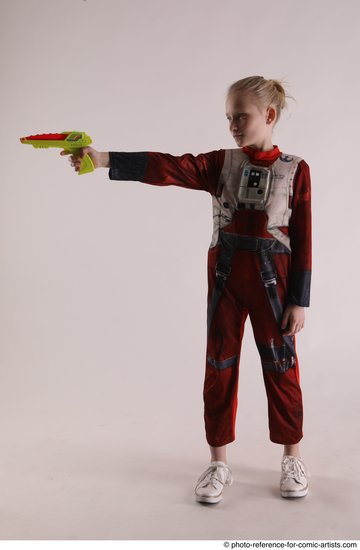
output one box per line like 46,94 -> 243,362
288,270 -> 311,307
108,151 -> 148,181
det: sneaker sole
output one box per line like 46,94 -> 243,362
280,486 -> 308,498
195,493 -> 223,504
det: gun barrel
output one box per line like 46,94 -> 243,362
20,132 -> 92,148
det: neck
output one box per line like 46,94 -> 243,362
242,144 -> 280,162
248,144 -> 274,152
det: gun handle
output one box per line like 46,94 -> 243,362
63,149 -> 95,175
78,153 -> 95,175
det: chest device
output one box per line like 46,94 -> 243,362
237,162 -> 272,207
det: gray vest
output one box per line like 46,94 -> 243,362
210,148 -> 303,251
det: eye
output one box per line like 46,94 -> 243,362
226,114 -> 245,121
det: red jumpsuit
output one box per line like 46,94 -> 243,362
108,144 -> 312,447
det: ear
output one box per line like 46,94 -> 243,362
266,105 -> 276,124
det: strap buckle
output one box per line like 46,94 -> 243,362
215,262 -> 232,280
263,275 -> 277,287
260,269 -> 277,286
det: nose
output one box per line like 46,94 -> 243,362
229,120 -> 238,133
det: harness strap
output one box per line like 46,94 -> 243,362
207,231 -> 295,360
207,240 -> 236,338
258,247 -> 296,358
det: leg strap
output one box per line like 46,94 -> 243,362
207,239 -> 236,338
257,246 -> 295,359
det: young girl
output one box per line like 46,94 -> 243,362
61,75 -> 312,504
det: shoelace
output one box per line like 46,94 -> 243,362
197,465 -> 229,489
282,457 -> 306,483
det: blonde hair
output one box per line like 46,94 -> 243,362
226,75 -> 296,125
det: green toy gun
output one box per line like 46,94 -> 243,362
20,131 -> 94,175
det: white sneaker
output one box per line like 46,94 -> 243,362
194,460 -> 234,504
280,455 -> 310,498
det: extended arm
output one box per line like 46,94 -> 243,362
107,150 -> 225,194
62,147 -> 225,195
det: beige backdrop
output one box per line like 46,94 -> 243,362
1,0 -> 359,541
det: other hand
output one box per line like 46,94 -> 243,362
281,304 -> 305,336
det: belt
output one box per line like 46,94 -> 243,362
218,231 -> 291,253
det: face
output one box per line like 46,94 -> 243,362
225,91 -> 276,150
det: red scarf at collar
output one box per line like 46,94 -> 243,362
242,144 -> 281,162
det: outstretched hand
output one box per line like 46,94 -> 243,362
60,147 -> 109,172
281,304 -> 305,336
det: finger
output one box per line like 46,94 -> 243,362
283,320 -> 295,336
70,160 -> 81,171
281,313 -> 289,329
60,150 -> 71,156
71,151 -> 82,159
70,154 -> 82,163
77,147 -> 89,159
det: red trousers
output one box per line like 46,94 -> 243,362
203,210 -> 304,447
